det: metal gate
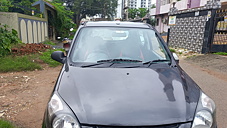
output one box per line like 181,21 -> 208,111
211,9 -> 227,52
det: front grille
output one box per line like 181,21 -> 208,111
81,122 -> 191,128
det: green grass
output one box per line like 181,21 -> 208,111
39,49 -> 63,67
0,55 -> 42,72
0,48 -> 64,72
214,52 -> 227,56
43,40 -> 56,45
0,119 -> 17,128
169,48 -> 176,53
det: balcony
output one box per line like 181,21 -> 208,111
150,8 -> 156,16
160,3 -> 170,14
175,0 -> 188,10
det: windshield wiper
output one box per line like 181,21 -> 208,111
97,59 -> 142,63
143,59 -> 170,67
81,59 -> 142,68
82,59 -> 168,68
81,63 -> 106,68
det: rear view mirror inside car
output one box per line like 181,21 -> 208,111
112,32 -> 127,37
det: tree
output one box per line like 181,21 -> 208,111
17,0 -> 36,15
71,0 -> 96,26
7,0 -> 43,17
0,0 -> 11,12
128,8 -> 138,19
95,0 -> 118,18
60,0 -> 118,26
151,4 -> 156,9
128,8 -> 149,19
51,2 -> 75,38
138,8 -> 148,18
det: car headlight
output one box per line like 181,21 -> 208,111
47,93 -> 80,128
192,92 -> 216,128
48,94 -> 63,116
53,114 -> 80,128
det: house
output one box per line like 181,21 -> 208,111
32,0 -> 56,40
150,0 -> 227,33
0,0 -> 57,43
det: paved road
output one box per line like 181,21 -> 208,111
180,60 -> 227,128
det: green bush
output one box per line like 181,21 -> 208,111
169,48 -> 176,53
0,55 -> 41,72
0,24 -> 22,57
0,119 -> 16,128
214,52 -> 227,56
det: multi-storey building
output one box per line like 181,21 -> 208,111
115,0 -> 124,19
150,0 -> 227,33
115,0 -> 127,19
115,0 -> 155,19
128,0 -> 153,9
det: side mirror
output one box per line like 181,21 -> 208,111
51,51 -> 66,64
172,53 -> 179,63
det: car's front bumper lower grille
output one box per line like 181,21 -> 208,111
81,122 -> 192,128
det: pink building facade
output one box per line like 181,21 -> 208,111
150,0 -> 214,33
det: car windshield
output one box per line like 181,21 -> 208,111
70,27 -> 170,63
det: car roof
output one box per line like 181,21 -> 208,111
81,21 -> 152,29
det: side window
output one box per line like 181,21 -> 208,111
150,34 -> 167,59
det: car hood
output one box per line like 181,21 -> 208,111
58,65 -> 200,126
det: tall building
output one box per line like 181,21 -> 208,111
115,0 -> 154,19
128,0 -> 153,9
116,0 -> 124,19
115,0 -> 128,19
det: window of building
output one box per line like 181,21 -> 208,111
161,0 -> 171,5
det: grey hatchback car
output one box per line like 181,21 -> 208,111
42,21 -> 217,128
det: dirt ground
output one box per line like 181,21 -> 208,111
0,65 -> 61,128
0,54 -> 226,128
185,54 -> 227,81
180,54 -> 227,128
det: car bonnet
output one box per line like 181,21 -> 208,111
57,66 -> 200,126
